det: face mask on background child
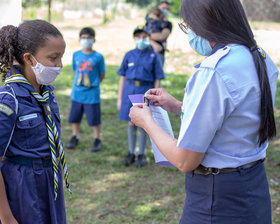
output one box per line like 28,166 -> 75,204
80,38 -> 94,50
31,55 -> 61,85
160,8 -> 170,17
188,28 -> 212,56
136,39 -> 150,49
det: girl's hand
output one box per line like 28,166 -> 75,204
129,104 -> 153,129
145,88 -> 182,115
1,215 -> 19,224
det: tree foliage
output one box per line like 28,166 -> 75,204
170,0 -> 181,15
125,0 -> 181,15
22,0 -> 48,8
125,0 -> 152,7
22,0 -> 64,8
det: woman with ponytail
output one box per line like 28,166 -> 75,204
129,0 -> 278,223
0,20 -> 69,223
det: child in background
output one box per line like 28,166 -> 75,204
117,25 -> 165,167
0,20 -> 69,223
146,8 -> 165,33
67,27 -> 105,152
145,8 -> 167,53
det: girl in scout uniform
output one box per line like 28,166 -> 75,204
117,25 -> 165,167
0,20 -> 70,224
129,0 -> 278,223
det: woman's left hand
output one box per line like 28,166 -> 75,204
129,104 -> 153,129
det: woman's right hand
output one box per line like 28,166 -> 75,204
145,88 -> 182,115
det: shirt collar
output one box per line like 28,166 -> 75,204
194,43 -> 227,68
135,46 -> 152,53
210,43 -> 227,55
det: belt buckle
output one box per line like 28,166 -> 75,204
211,168 -> 220,175
134,80 -> 140,86
197,166 -> 212,175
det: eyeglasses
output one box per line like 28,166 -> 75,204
178,22 -> 188,34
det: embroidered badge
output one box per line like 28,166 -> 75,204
143,96 -> 150,106
0,103 -> 13,116
19,113 -> 38,121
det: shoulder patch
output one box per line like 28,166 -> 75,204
0,103 -> 14,116
200,46 -> 231,69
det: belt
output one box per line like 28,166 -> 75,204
6,156 -> 52,168
127,79 -> 154,86
193,159 -> 264,175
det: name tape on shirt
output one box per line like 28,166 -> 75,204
19,113 -> 38,121
128,62 -> 135,67
0,103 -> 14,116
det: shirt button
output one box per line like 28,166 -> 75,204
29,120 -> 33,126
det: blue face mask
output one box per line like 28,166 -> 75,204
136,39 -> 150,49
188,28 -> 212,56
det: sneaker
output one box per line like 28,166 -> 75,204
122,153 -> 136,166
135,154 -> 147,167
66,136 -> 78,149
91,138 -> 102,152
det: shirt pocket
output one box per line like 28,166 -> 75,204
16,115 -> 47,149
143,60 -> 154,80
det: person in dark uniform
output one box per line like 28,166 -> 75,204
117,25 -> 165,167
129,0 -> 278,223
0,20 -> 69,224
147,1 -> 173,66
145,7 -> 170,59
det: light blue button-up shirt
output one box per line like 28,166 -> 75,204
177,44 -> 279,168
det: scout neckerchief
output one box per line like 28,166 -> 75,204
5,74 -> 71,200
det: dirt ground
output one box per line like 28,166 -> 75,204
54,8 -> 280,75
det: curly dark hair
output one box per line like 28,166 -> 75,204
0,19 -> 63,82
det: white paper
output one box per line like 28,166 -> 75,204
149,105 -> 174,167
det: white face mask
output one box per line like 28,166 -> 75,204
80,38 -> 94,50
31,55 -> 61,85
160,8 -> 170,17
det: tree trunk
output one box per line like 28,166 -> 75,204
48,0 -> 51,22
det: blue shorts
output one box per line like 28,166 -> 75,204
68,100 -> 101,126
180,160 -> 271,224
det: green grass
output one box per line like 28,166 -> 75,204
54,64 -> 187,223
2,63 -> 276,223
53,64 -> 280,223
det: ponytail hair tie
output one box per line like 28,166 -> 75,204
250,45 -> 266,59
250,45 -> 258,52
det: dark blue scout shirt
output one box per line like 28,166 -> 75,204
118,47 -> 165,81
0,82 -> 60,159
